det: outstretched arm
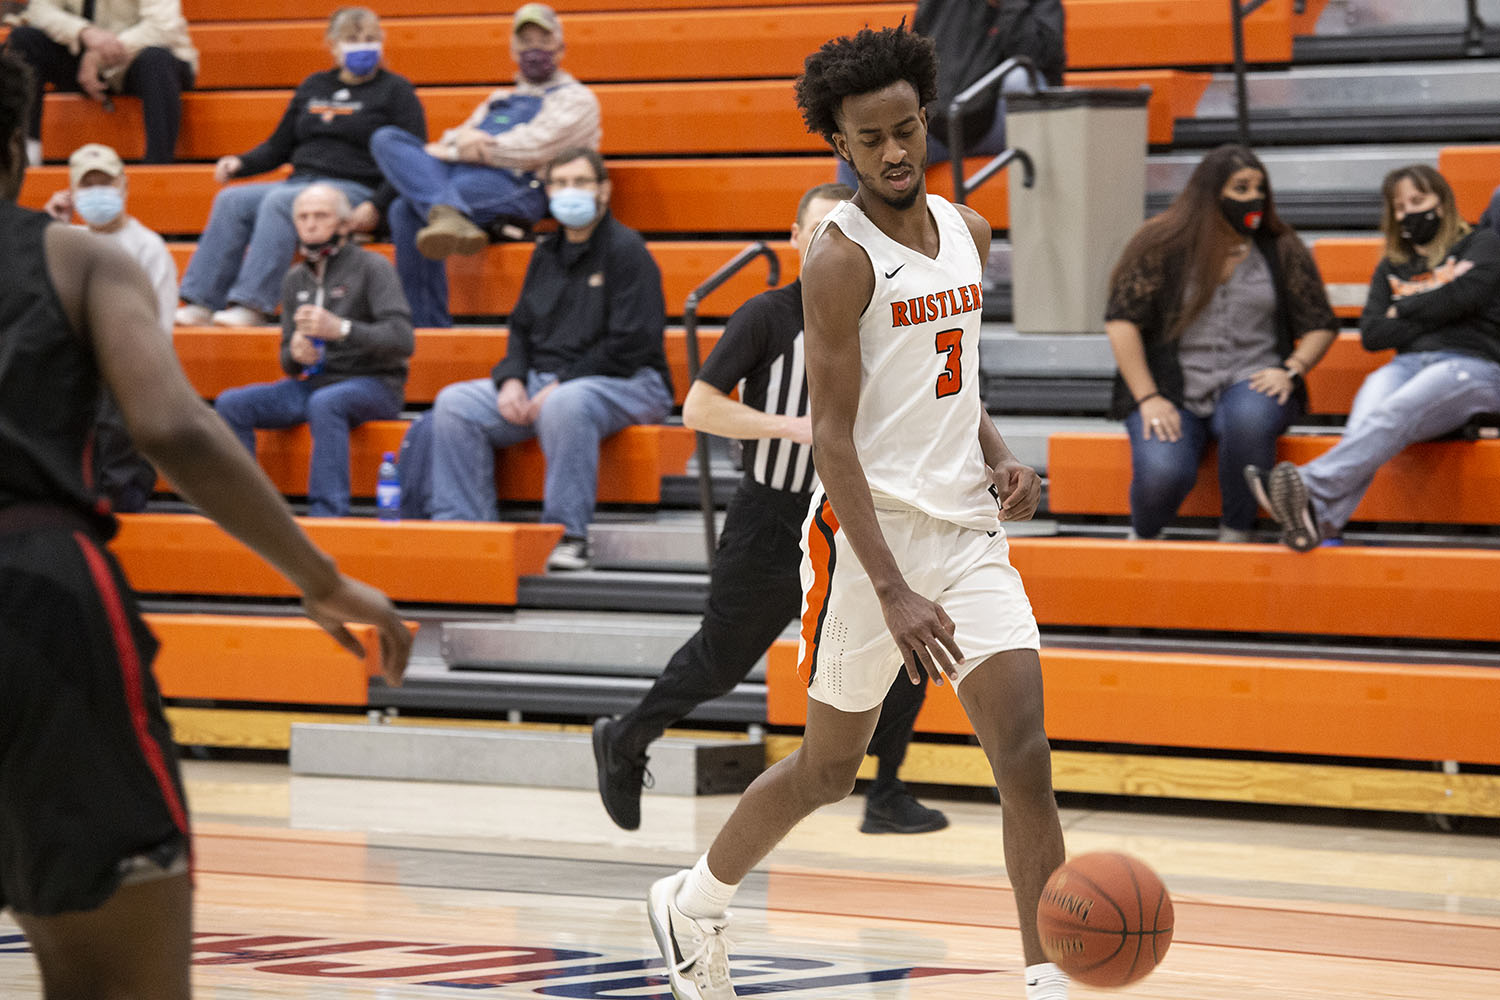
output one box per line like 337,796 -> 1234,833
802,224 -> 962,685
46,226 -> 413,684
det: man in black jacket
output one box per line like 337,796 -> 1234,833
424,147 -> 673,570
214,183 -> 414,517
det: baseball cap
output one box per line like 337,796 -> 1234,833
513,3 -> 561,41
69,143 -> 125,187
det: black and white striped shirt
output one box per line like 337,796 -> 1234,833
696,280 -> 816,494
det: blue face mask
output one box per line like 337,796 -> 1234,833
340,42 -> 382,77
549,187 -> 598,229
74,185 -> 124,227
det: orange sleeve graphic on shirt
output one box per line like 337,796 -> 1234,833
797,497 -> 839,686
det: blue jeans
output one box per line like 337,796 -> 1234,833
214,376 -> 403,516
1124,378 -> 1302,537
179,177 -> 374,314
1301,351 -> 1500,533
369,125 -> 548,327
428,368 -> 673,536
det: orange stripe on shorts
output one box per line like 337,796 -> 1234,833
796,496 -> 839,685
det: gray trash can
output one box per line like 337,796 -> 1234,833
1004,88 -> 1150,335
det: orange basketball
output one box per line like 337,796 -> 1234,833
1036,851 -> 1174,988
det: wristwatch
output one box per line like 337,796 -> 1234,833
339,318 -> 352,339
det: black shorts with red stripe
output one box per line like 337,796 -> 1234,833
0,509 -> 190,916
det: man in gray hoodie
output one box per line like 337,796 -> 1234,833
215,183 -> 414,516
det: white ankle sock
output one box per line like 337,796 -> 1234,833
1025,961 -> 1068,1000
674,853 -> 738,919
26,138 -> 42,166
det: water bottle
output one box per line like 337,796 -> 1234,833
302,338 -> 326,379
376,451 -> 401,521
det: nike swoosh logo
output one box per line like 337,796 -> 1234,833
884,264 -> 905,279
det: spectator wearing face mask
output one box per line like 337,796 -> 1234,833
368,3 -> 601,327
45,142 -> 175,333
175,6 -> 425,328
43,142 -> 175,512
1249,164 -> 1500,550
1105,144 -> 1336,542
212,183 -> 414,517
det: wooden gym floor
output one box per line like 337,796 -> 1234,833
3,759 -> 1499,998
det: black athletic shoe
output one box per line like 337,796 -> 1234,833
860,782 -> 949,834
1266,461 -> 1322,552
593,717 -> 651,831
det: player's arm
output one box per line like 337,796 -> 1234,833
802,226 -> 962,684
46,227 -> 412,684
683,381 -> 811,443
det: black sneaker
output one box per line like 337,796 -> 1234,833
1266,461 -> 1322,552
860,781 -> 949,834
592,717 -> 651,831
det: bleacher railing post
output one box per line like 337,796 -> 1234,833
1231,0 -> 1271,147
683,242 -> 780,570
948,55 -> 1044,205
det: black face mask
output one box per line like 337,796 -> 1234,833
301,234 -> 344,260
1220,195 -> 1265,236
1399,208 -> 1442,246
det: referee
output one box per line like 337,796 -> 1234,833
593,183 -> 945,835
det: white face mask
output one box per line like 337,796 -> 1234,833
74,185 -> 125,227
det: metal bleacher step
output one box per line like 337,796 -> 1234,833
289,723 -> 763,795
1293,0 -> 1500,62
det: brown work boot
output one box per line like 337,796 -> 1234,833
415,204 -> 487,260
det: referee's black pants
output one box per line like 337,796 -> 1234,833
613,477 -> 927,775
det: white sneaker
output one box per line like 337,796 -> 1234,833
211,305 -> 273,327
174,304 -> 213,326
547,536 -> 590,571
647,871 -> 736,1000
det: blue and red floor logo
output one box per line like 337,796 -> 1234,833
3,932 -> 999,995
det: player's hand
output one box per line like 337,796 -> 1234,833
301,574 -> 413,686
879,585 -> 963,686
44,188 -> 74,222
991,460 -> 1041,521
496,378 -> 530,425
1139,395 -> 1180,443
213,155 -> 242,184
783,414 -> 813,444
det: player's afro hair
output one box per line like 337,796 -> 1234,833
795,23 -> 938,149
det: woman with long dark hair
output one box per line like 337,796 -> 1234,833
1105,144 -> 1336,541
1249,164 -> 1500,550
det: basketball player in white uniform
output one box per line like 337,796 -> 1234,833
646,24 -> 1069,1000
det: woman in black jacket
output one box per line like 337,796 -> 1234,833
1105,144 -> 1336,541
1250,164 -> 1500,550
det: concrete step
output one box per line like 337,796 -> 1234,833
290,723 -> 763,796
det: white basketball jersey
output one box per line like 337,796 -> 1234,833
813,195 -> 998,531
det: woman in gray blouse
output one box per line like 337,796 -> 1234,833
1104,144 -> 1337,541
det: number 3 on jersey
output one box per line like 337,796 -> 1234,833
934,328 -> 963,398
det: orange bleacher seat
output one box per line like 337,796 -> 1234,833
183,0 -> 872,18
183,7 -> 914,89
1061,69 -> 1212,146
1437,145 -> 1500,224
1046,432 -> 1500,526
164,421 -> 696,505
164,241 -> 792,323
172,326 -> 726,405
1064,0 -> 1295,70
41,81 -> 827,162
19,159 -> 1011,235
146,613 -> 389,706
113,514 -> 563,604
1305,331 -> 1394,414
1312,236 -> 1383,319
765,641 -> 1500,764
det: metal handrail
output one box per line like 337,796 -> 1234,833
682,241 -> 780,568
1230,0 -> 1274,146
948,55 -> 1045,205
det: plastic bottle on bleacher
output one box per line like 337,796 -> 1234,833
376,452 -> 401,522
